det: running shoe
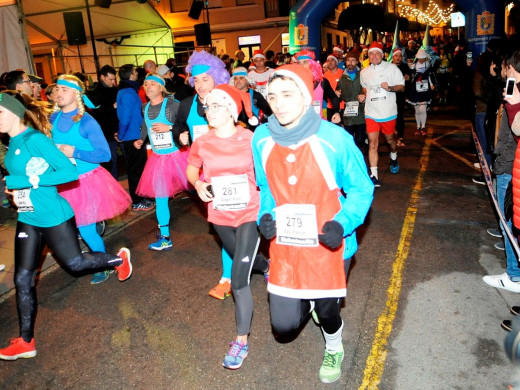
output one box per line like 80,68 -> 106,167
486,228 -> 502,238
390,159 -> 399,174
495,242 -> 505,251
472,174 -> 486,185
415,128 -> 421,135
0,337 -> 36,360
222,341 -> 248,369
319,345 -> 344,383
132,199 -> 154,211
114,247 -> 132,281
208,280 -> 231,300
511,306 -> 520,316
502,319 -> 512,332
396,138 -> 405,147
370,175 -> 381,187
90,270 -> 110,285
420,128 -> 427,136
148,236 -> 173,251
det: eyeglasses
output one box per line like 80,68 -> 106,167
21,79 -> 32,84
203,103 -> 226,113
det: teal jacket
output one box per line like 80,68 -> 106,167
5,128 -> 78,227
252,120 -> 374,259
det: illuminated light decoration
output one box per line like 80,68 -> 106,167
401,0 -> 454,27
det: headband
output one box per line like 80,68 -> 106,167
297,55 -> 313,61
56,79 -> 99,109
0,93 -> 25,119
232,70 -> 248,77
145,75 -> 165,86
191,64 -> 211,76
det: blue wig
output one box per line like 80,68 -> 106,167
186,50 -> 230,87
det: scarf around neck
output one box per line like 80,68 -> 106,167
267,106 -> 322,147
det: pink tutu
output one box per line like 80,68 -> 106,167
136,149 -> 190,198
58,166 -> 131,226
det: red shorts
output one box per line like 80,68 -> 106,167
366,118 -> 396,135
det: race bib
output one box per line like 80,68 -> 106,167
370,87 -> 387,102
13,189 -> 34,212
416,80 -> 429,92
275,204 -> 319,247
344,101 -> 359,117
150,130 -> 173,149
193,125 -> 209,141
312,100 -> 321,116
211,174 -> 250,211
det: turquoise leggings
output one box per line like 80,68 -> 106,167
156,197 -> 232,278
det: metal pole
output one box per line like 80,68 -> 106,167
204,0 -> 212,49
16,0 -> 36,74
84,0 -> 100,74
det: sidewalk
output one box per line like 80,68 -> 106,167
0,178 -> 151,301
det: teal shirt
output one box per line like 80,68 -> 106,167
5,128 -> 78,227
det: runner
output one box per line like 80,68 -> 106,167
186,84 -> 268,369
134,74 -> 189,250
172,50 -> 234,300
251,64 -> 373,383
51,75 -> 132,284
0,91 -> 131,360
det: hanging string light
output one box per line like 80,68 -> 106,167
401,0 -> 454,26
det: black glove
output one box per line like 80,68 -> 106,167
259,213 -> 276,239
318,220 -> 344,249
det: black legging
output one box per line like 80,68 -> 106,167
213,221 -> 268,336
14,218 -> 122,341
269,258 -> 351,335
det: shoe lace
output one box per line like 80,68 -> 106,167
228,341 -> 244,357
323,351 -> 338,368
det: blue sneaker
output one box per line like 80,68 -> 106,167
90,270 -> 111,284
148,236 -> 173,251
222,341 -> 248,369
390,158 -> 399,174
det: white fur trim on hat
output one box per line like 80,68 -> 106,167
204,89 -> 239,121
271,68 -> 313,106
327,55 -> 338,63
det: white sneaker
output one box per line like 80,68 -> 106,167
483,272 -> 520,293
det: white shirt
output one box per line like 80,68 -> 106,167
248,68 -> 275,100
360,61 -> 404,121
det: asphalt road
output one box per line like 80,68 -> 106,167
1,107 -> 518,390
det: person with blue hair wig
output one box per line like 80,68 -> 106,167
172,50 -> 234,300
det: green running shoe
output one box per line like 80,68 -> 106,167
319,345 -> 344,383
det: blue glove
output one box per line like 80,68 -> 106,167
259,213 -> 276,239
318,220 -> 344,249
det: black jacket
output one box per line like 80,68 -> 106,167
86,81 -> 119,139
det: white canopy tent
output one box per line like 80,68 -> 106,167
1,0 -> 173,79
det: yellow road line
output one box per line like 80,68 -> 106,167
359,129 -> 432,390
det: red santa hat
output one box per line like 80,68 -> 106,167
368,41 -> 384,54
205,84 -> 259,126
252,49 -> 265,60
270,64 -> 314,106
392,47 -> 403,55
333,46 -> 344,54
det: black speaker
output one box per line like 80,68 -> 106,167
194,23 -> 211,46
95,0 -> 112,8
188,0 -> 204,20
63,12 -> 87,46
